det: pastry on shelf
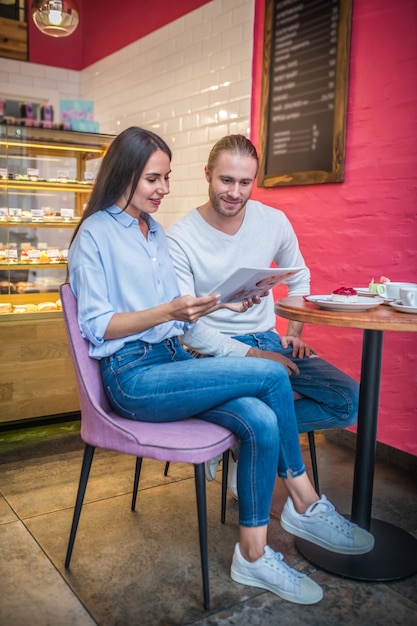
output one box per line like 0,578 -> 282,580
13,303 -> 38,314
15,281 -> 36,293
0,281 -> 16,294
20,250 -> 31,263
37,301 -> 58,311
38,250 -> 51,264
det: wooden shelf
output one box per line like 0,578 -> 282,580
0,262 -> 66,270
0,220 -> 78,228
0,179 -> 93,192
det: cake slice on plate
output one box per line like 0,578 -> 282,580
331,287 -> 358,303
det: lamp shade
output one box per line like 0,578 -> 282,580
32,1 -> 79,38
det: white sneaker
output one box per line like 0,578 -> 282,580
205,443 -> 240,498
228,454 -> 238,500
204,454 -> 222,481
230,543 -> 323,605
280,495 -> 375,555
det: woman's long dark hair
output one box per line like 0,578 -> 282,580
70,127 -> 172,246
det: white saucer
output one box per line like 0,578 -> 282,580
388,301 -> 417,315
306,295 -> 384,312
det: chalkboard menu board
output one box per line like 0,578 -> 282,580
258,0 -> 352,187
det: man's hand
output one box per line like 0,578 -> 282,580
223,298 -> 254,313
280,335 -> 315,359
246,347 -> 300,376
222,290 -> 269,312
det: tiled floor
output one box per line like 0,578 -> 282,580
0,423 -> 416,626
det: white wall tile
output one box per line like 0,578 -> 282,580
212,10 -> 233,34
7,73 -> 33,88
1,0 -> 254,225
20,63 -> 46,78
1,58 -> 80,116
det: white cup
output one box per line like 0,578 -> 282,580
376,281 -> 417,299
400,286 -> 417,307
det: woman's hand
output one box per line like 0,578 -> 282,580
104,294 -> 220,339
167,294 -> 220,323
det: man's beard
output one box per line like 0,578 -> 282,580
209,187 -> 247,218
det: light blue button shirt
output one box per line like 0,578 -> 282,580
68,205 -> 187,358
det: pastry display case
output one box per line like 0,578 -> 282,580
0,124 -> 114,423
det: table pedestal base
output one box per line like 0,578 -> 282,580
296,518 -> 417,581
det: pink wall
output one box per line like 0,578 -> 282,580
251,0 -> 417,455
28,0 -> 212,70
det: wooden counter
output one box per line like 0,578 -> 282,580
0,315 -> 79,424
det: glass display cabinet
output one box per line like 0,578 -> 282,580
0,124 -> 114,423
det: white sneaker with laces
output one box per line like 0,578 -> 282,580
204,454 -> 222,481
230,543 -> 323,605
280,495 -> 375,555
228,454 -> 238,500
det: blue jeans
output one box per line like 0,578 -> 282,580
233,332 -> 359,432
100,336 -> 306,528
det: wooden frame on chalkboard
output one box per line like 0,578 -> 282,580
258,0 -> 353,187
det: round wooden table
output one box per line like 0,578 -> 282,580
276,296 -> 417,581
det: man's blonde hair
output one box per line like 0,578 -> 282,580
207,134 -> 258,174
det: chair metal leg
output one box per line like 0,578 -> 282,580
221,449 -> 229,524
167,454 -> 228,526
65,443 -> 95,568
131,457 -> 143,511
308,431 -> 320,495
194,463 -> 210,610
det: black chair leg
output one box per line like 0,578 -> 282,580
131,457 -> 143,511
308,431 -> 320,495
65,443 -> 95,568
165,456 -> 227,525
194,463 -> 210,610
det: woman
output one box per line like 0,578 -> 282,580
68,127 -> 373,606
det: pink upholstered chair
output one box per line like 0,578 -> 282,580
60,283 -> 236,610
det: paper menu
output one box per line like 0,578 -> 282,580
211,267 -> 304,303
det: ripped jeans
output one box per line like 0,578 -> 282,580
100,336 -> 306,527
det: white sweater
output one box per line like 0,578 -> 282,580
167,200 -> 310,357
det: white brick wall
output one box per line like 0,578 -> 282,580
0,0 -> 254,228
0,57 -> 79,115
79,0 -> 255,227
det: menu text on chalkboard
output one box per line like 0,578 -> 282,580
258,0 -> 352,187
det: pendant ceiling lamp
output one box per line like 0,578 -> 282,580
32,1 -> 79,38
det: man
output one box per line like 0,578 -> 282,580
167,134 -> 358,495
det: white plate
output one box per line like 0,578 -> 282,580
356,287 -> 376,296
306,295 -> 384,312
355,288 -> 394,303
388,301 -> 417,315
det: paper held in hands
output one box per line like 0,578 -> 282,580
212,267 -> 304,303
